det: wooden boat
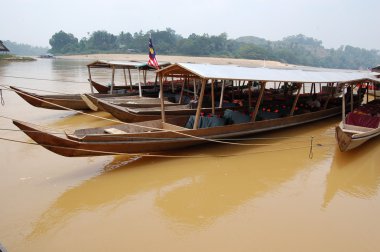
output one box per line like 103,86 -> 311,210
14,63 -> 379,157
335,86 -> 380,152
10,86 -> 128,111
11,60 -> 178,111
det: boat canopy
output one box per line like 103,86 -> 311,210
157,63 -> 380,83
87,60 -> 170,70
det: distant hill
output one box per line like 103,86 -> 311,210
3,40 -> 49,56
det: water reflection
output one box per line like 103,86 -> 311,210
28,132 -> 330,238
323,137 -> 380,207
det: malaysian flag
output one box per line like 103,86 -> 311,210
148,37 -> 159,69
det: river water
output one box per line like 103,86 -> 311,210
0,58 -> 380,252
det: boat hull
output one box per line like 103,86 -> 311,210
13,106 -> 342,157
335,123 -> 380,151
10,86 -> 136,111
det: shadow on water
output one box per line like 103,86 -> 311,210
323,136 -> 380,208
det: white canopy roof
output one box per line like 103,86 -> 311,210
159,63 -> 380,83
88,60 -> 171,69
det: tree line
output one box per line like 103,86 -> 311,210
4,40 -> 49,56
48,29 -> 380,70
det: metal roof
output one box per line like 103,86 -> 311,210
87,60 -> 170,70
158,63 -> 380,83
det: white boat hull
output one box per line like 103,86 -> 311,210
335,122 -> 380,151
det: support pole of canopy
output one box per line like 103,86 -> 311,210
366,82 -> 369,104
342,84 -> 346,125
87,66 -> 94,94
159,74 -> 166,123
171,77 -> 175,93
251,81 -> 266,122
350,83 -> 354,113
110,66 -> 115,94
138,68 -> 142,97
193,79 -> 207,129
219,80 -> 225,108
123,68 -> 128,87
248,81 -> 252,110
374,82 -> 377,99
193,79 -> 197,100
290,83 -> 302,116
211,79 -> 215,115
178,78 -> 185,104
128,69 -> 133,90
323,82 -> 334,109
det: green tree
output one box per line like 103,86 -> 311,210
49,31 -> 78,54
87,31 -> 117,51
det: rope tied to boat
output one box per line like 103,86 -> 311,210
309,136 -> 314,159
0,88 -> 5,105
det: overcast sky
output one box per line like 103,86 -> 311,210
1,0 -> 379,50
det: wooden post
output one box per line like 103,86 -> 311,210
110,66 -> 115,94
302,82 -> 305,94
350,83 -> 354,112
290,83 -> 302,116
137,68 -> 142,97
248,81 -> 252,110
219,80 -> 225,108
374,82 -> 377,100
323,83 -> 334,109
251,81 -> 266,122
211,79 -> 215,115
193,79 -> 207,129
123,68 -> 128,87
171,77 -> 175,93
193,79 -> 197,100
159,74 -> 166,123
178,78 -> 185,104
342,84 -> 346,124
87,66 -> 94,94
128,69 -> 133,90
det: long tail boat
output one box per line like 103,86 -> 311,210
14,63 -> 379,157
335,83 -> 380,151
11,60 -> 178,111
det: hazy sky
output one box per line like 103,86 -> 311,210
1,0 -> 379,50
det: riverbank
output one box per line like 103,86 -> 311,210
58,53 -> 292,68
0,54 -> 36,61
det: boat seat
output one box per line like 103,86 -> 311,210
345,112 -> 380,128
223,109 -> 250,124
185,115 -> 226,129
104,128 -> 128,134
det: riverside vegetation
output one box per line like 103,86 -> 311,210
47,29 -> 380,70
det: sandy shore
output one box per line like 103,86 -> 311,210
58,53 -> 292,68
